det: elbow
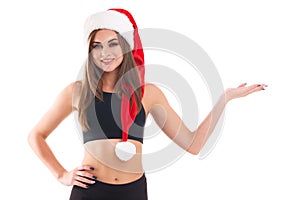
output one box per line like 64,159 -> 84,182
27,130 -> 44,149
27,131 -> 36,148
186,137 -> 203,155
188,150 -> 198,155
187,149 -> 200,156
186,146 -> 201,155
186,132 -> 207,155
186,140 -> 206,155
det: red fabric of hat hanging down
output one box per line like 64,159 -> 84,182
109,9 -> 145,142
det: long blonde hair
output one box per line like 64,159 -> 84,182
77,29 -> 142,132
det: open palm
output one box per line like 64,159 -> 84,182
225,83 -> 266,102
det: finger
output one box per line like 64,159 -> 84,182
255,84 -> 267,91
236,84 -> 261,97
240,84 -> 258,93
76,170 -> 97,180
247,84 -> 266,94
77,165 -> 95,171
238,83 -> 247,88
75,175 -> 96,185
73,180 -> 90,189
262,84 -> 268,90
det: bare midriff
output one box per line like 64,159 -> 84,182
82,138 -> 144,184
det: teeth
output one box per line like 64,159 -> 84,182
102,59 -> 113,63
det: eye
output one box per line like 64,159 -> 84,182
92,44 -> 103,49
109,42 -> 119,47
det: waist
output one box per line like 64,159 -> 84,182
93,173 -> 146,188
82,139 -> 144,184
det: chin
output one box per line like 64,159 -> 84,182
101,65 -> 119,72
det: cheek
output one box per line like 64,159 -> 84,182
116,55 -> 124,65
91,52 -> 101,65
112,47 -> 123,58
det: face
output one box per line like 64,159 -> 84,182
90,29 -> 124,72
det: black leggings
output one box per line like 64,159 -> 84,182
69,174 -> 148,200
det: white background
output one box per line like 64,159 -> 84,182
1,0 -> 299,199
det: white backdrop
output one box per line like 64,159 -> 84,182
0,0 -> 299,199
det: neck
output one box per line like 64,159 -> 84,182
101,70 -> 119,92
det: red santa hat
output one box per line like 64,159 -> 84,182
84,9 -> 145,143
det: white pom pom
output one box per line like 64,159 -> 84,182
115,141 -> 136,161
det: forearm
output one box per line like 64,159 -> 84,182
188,93 -> 227,154
28,133 -> 67,180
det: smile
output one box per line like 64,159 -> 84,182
101,58 -> 114,64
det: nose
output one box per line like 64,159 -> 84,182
100,46 -> 109,57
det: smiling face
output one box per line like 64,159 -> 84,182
90,29 -> 124,72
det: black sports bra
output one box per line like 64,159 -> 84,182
83,92 -> 146,144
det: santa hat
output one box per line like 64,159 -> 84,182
84,9 -> 145,143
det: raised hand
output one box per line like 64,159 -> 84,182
225,83 -> 267,103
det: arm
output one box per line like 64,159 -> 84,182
27,82 -> 96,188
145,83 -> 266,155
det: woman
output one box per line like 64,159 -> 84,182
28,9 -> 266,200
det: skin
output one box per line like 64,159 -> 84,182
28,29 -> 266,189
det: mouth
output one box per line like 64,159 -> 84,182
101,58 -> 114,65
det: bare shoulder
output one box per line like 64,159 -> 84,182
51,81 -> 82,111
142,83 -> 169,112
144,83 -> 164,101
144,82 -> 159,94
70,80 -> 82,110
71,80 -> 82,97
59,81 -> 81,99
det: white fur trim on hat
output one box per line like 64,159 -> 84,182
84,10 -> 134,49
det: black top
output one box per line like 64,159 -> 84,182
83,92 -> 146,144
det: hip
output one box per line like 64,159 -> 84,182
70,173 -> 148,200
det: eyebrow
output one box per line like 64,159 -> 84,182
92,38 -> 118,44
